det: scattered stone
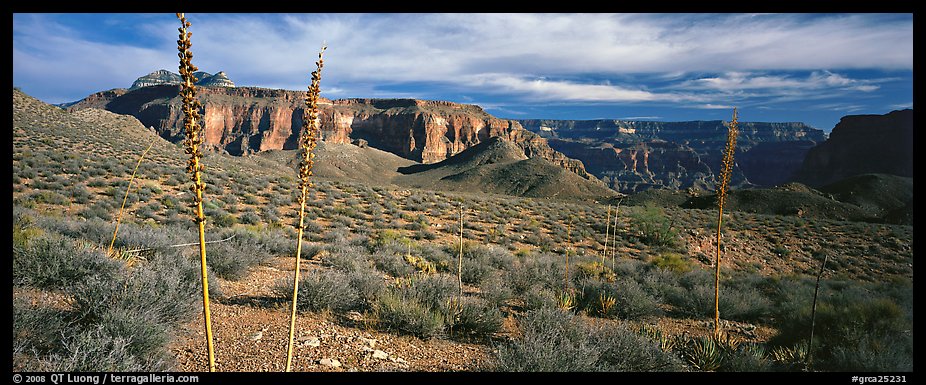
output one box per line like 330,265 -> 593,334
372,350 -> 389,360
319,358 -> 341,368
360,337 -> 377,349
300,337 -> 321,348
346,311 -> 364,322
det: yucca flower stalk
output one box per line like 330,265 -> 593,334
458,203 -> 464,297
610,198 -> 622,270
285,44 -> 326,372
176,13 -> 216,372
602,204 -> 611,265
108,138 -> 155,255
713,107 -> 739,337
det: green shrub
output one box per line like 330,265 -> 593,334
446,297 -> 504,338
770,279 -> 913,371
650,252 -> 692,273
629,205 -> 679,248
372,288 -> 445,339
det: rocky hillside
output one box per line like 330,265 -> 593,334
394,137 -> 618,201
67,85 -> 594,181
794,109 -> 913,187
519,119 -> 826,193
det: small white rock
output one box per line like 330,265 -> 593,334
360,337 -> 377,349
319,358 -> 341,368
371,349 -> 389,360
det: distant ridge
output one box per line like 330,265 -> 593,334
129,69 -> 235,90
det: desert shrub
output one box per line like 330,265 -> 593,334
372,250 -> 415,278
13,234 -> 124,289
402,273 -> 458,310
629,205 -> 679,248
446,297 -> 504,338
522,286 -> 560,311
771,280 -> 913,371
650,252 -> 692,273
372,288 -> 445,339
508,252 -> 566,295
419,244 -> 453,272
479,274 -> 514,308
323,243 -> 371,272
494,308 -> 599,371
461,254 -> 494,285
613,277 -> 663,320
347,267 -> 385,310
274,270 -> 360,313
473,244 -> 515,270
574,260 -> 615,282
30,190 -> 70,206
592,323 -> 686,371
207,234 -> 270,280
79,201 -> 113,221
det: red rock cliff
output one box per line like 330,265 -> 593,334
68,85 -> 594,180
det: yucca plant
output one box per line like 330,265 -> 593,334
176,13 -> 215,372
713,108 -> 739,337
285,44 -> 326,372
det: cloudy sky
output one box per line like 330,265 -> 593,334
13,13 -> 912,131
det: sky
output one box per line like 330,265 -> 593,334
12,13 -> 913,132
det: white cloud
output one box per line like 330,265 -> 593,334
12,13 -> 912,108
696,104 -> 736,110
467,74 -> 667,102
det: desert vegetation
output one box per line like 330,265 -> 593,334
11,14 -> 913,374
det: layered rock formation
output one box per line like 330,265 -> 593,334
519,119 -> 826,192
197,71 -> 235,87
129,70 -> 235,90
130,70 -> 182,89
795,109 -> 913,187
67,85 -> 595,181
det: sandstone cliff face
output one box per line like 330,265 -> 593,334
795,109 -> 913,187
519,119 -> 825,191
68,86 -> 594,180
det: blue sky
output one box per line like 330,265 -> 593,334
13,13 -> 913,131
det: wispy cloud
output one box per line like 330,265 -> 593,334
11,13 -> 912,130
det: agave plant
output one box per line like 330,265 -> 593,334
682,335 -> 723,371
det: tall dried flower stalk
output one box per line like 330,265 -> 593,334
176,13 -> 216,372
458,203 -> 464,297
610,198 -> 622,270
602,204 -> 611,265
713,107 -> 739,337
807,253 -> 829,370
108,138 -> 155,254
285,44 -> 326,372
